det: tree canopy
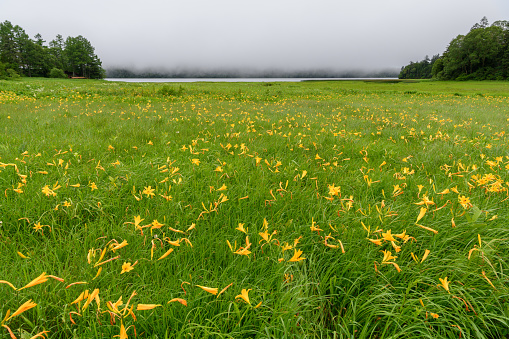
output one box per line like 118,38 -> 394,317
400,17 -> 509,80
0,21 -> 104,79
398,55 -> 439,80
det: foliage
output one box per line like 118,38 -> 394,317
157,84 -> 184,96
48,67 -> 67,78
401,17 -> 509,80
399,55 -> 439,79
0,62 -> 20,79
6,68 -> 20,79
64,35 -> 104,79
0,20 -> 104,79
0,78 -> 509,338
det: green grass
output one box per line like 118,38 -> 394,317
1,78 -> 509,338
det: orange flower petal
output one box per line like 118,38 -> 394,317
136,304 -> 162,311
196,285 -> 218,295
168,298 -> 188,306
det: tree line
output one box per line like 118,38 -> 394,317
398,55 -> 440,80
0,20 -> 104,79
400,17 -> 509,80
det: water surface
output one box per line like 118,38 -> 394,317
105,78 -> 397,83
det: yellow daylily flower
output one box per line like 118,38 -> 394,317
133,215 -> 144,229
281,242 -> 293,252
438,277 -> 450,293
158,248 -> 174,261
328,184 -> 341,196
93,267 -> 103,280
121,262 -> 135,274
111,240 -> 128,252
236,223 -> 248,234
416,207 -> 427,223
18,272 -> 63,291
196,285 -> 218,295
234,247 -> 251,256
235,289 -> 252,305
33,222 -> 50,233
381,230 -> 396,242
17,251 -> 29,259
136,304 -> 162,311
0,280 -> 17,290
421,249 -> 430,263
168,298 -> 188,306
107,296 -> 123,314
367,238 -> 383,246
41,185 -> 56,197
71,290 -> 89,305
217,282 -> 234,298
381,250 -> 397,263
142,186 -> 155,198
82,288 -> 100,311
415,194 -> 434,206
151,219 -> 165,230
5,299 -> 37,322
310,218 -> 323,232
482,271 -> 496,289
2,325 -> 49,339
115,321 -> 128,339
458,195 -> 471,209
288,249 -> 306,262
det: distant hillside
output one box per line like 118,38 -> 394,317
105,67 -> 399,79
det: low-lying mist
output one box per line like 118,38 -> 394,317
105,66 -> 400,79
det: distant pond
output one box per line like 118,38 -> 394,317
105,78 -> 398,83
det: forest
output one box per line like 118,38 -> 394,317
400,17 -> 509,80
0,20 -> 104,79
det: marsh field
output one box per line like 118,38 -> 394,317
1,78 -> 509,338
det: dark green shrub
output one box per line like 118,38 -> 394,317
158,85 -> 184,96
6,68 -> 20,79
49,68 -> 67,78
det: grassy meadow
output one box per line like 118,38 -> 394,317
1,78 -> 509,338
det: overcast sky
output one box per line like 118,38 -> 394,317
1,0 -> 508,72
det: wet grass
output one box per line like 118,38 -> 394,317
1,78 -> 509,338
